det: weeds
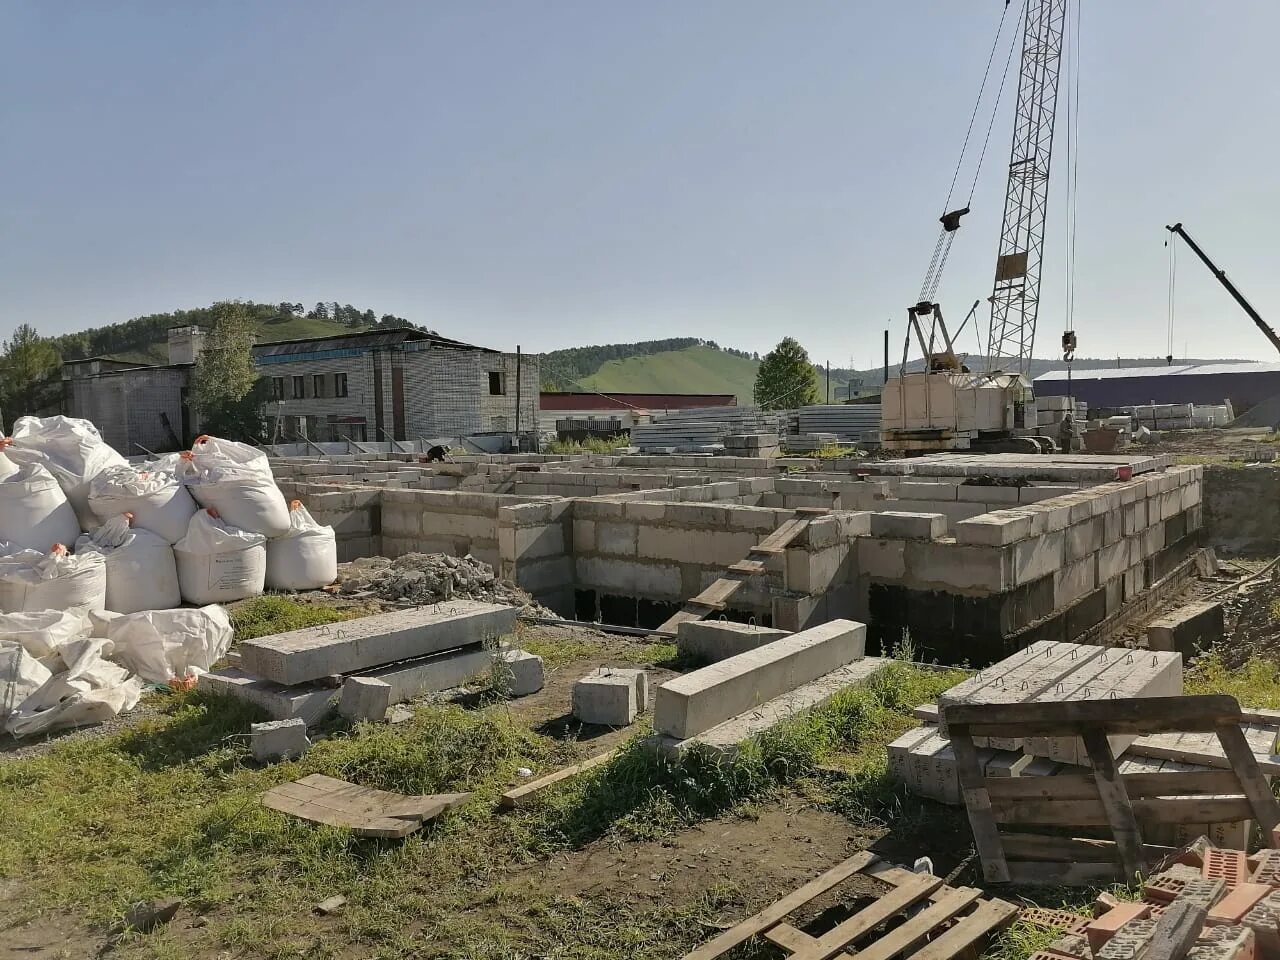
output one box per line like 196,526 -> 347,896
544,435 -> 631,454
228,595 -> 354,641
1186,650 -> 1280,708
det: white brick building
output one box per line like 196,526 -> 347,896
64,327 -> 538,452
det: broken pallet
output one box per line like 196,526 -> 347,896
681,851 -> 1018,960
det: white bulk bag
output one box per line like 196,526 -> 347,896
1,641 -> 53,717
104,604 -> 233,684
6,636 -> 142,738
4,416 -> 128,528
0,609 -> 91,661
173,510 -> 267,605
88,466 -> 197,544
266,501 -> 338,591
0,546 -> 107,614
182,436 -> 290,537
0,442 -> 16,483
76,515 -> 181,614
0,463 -> 81,554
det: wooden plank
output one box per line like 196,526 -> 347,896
794,507 -> 830,516
680,851 -> 878,960
842,887 -> 983,960
261,775 -> 470,838
1000,833 -> 1177,863
991,795 -> 1254,826
764,923 -> 840,955
262,790 -> 417,838
689,576 -> 747,609
983,771 -> 1244,802
727,559 -> 765,575
950,726 -> 1010,883
906,897 -> 1020,960
784,872 -> 945,960
942,695 -> 1242,738
1081,727 -> 1143,880
753,517 -> 811,553
1004,861 -> 1124,886
1215,722 -> 1280,839
498,749 -> 618,809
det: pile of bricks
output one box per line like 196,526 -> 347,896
1031,843 -> 1280,960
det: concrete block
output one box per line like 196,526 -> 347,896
1098,540 -> 1131,581
903,541 -> 1013,592
250,718 -> 310,762
1065,517 -> 1104,562
898,481 -> 958,501
596,521 -> 637,556
676,620 -> 790,663
1147,601 -> 1224,657
339,676 -> 392,721
238,601 -> 518,686
785,543 -> 852,594
954,512 -> 1033,546
857,537 -> 906,579
497,648 -> 544,696
573,668 -> 639,726
653,619 -> 866,739
956,483 -> 1021,504
1124,500 -> 1149,536
1014,531 -> 1066,585
868,511 -> 947,540
575,556 -> 681,597
360,646 -> 493,702
1054,556 -> 1097,608
198,668 -> 337,724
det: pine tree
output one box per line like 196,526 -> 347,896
753,337 -> 819,410
0,324 -> 61,429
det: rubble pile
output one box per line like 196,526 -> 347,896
337,553 -> 542,610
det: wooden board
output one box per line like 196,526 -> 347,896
262,774 -> 470,838
681,852 -> 1016,960
498,749 -> 618,809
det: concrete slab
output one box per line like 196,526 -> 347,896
573,668 -> 639,726
1147,601 -> 1224,657
675,620 -> 790,664
198,667 -> 338,724
654,656 -> 888,758
358,646 -> 494,703
339,676 -> 392,721
237,601 -> 518,685
653,619 -> 866,739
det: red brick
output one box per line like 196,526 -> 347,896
1206,850 -> 1252,890
1211,885 -> 1275,926
1252,851 -> 1280,888
1088,903 -> 1153,955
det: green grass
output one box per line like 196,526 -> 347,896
228,596 -> 356,641
544,435 -> 631,454
1186,650 -> 1280,708
0,651 -> 962,958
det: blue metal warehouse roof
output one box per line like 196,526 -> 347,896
1034,361 -> 1280,382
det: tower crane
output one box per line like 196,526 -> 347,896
882,0 -> 1068,454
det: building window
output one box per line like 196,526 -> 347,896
292,376 -> 305,399
270,377 -> 284,400
313,374 -> 326,398
334,373 -> 348,397
488,371 -> 506,395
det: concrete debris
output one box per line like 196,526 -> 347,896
250,718 -> 311,762
336,553 -> 542,611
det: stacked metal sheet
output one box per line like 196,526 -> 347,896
795,404 -> 882,442
629,406 -> 782,452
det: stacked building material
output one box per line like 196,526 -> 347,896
198,601 -> 522,723
795,404 -> 883,443
889,641 -> 1279,849
629,406 -> 783,453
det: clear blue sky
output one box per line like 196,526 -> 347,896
4,1 -> 1278,368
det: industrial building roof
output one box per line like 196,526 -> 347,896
539,392 -> 737,411
252,327 -> 490,357
1034,361 -> 1280,382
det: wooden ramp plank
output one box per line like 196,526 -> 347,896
498,748 -> 618,809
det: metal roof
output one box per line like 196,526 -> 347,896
252,328 -> 488,358
1034,361 -> 1280,382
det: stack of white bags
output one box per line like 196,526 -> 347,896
0,418 -> 338,737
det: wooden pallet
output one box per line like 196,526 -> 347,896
945,695 -> 1280,886
655,509 -> 825,635
681,852 -> 1018,960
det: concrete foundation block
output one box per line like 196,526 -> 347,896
1147,601 -> 1224,657
496,648 -> 544,696
868,511 -> 947,540
856,538 -> 906,579
676,620 -> 790,663
356,646 -> 494,702
898,481 -> 958,501
902,541 -> 1013,592
1013,531 -> 1065,585
654,619 -> 866,739
238,601 -> 518,686
1065,517 -> 1104,562
251,718 -> 311,762
596,521 -> 638,556
956,483 -> 1021,504
573,668 -> 639,726
339,676 -> 392,721
954,512 -> 1033,546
